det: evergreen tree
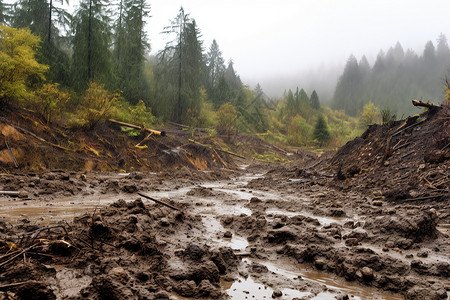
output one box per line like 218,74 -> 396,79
313,114 -> 331,147
0,0 -> 13,24
310,90 -> 320,110
205,39 -> 225,95
71,0 -> 113,91
333,54 -> 362,116
12,0 -> 71,85
114,0 -> 150,104
156,7 -> 204,123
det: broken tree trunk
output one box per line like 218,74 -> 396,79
137,192 -> 179,210
108,119 -> 166,136
412,100 -> 438,109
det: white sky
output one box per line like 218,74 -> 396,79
146,0 -> 450,94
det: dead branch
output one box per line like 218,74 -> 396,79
0,117 -> 73,152
412,100 -> 438,108
108,119 -> 165,136
137,192 -> 180,210
402,194 -> 445,202
0,244 -> 37,268
401,150 -> 415,159
5,139 -> 18,168
188,139 -> 246,159
0,191 -> 20,196
0,281 -> 38,290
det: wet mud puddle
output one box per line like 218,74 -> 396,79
0,171 -> 406,299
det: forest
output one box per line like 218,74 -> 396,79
1,0 -> 449,150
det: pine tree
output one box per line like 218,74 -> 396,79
71,0 -> 113,91
313,114 -> 331,147
12,0 -> 71,85
114,0 -> 150,104
205,39 -> 225,104
156,7 -> 204,123
310,90 -> 320,110
0,0 -> 13,25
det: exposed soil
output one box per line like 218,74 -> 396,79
0,105 -> 449,299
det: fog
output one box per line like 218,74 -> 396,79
148,0 -> 450,98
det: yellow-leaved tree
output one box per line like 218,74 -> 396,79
0,24 -> 48,103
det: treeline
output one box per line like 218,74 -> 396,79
0,0 -> 363,150
0,1 -> 273,134
5,1 -> 447,150
333,34 -> 450,116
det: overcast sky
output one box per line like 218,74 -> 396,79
145,0 -> 450,95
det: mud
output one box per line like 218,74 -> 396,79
0,106 -> 449,299
0,164 -> 448,300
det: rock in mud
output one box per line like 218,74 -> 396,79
184,244 -> 205,261
272,289 -> 283,298
360,266 -> 374,281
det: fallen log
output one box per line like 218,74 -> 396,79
137,192 -> 179,210
0,191 -> 20,196
108,119 -> 165,136
188,139 -> 246,159
412,100 -> 438,109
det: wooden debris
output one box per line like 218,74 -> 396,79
0,191 -> 20,196
402,194 -> 445,202
412,100 -> 438,109
188,139 -> 246,159
0,281 -> 35,290
234,252 -> 251,257
137,192 -> 180,210
108,119 -> 165,136
5,139 -> 18,168
168,121 -> 210,133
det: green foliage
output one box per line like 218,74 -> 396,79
381,108 -> 397,124
310,90 -> 320,110
313,114 -> 331,147
216,102 -> 237,135
115,99 -> 156,127
32,83 -> 70,124
71,82 -> 120,129
286,115 -> 313,146
114,0 -> 150,104
154,7 -> 204,123
0,24 -> 48,103
359,102 -> 381,128
71,0 -> 113,91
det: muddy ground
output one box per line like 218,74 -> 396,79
0,106 -> 449,299
0,162 -> 448,300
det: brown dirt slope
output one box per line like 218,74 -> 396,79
0,106 -> 235,172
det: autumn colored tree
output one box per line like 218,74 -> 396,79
0,25 -> 48,103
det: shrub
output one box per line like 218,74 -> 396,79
71,82 -> 120,129
216,103 -> 237,135
32,83 -> 70,124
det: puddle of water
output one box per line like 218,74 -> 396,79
222,276 -> 311,299
265,208 -> 345,226
0,195 -> 121,224
243,258 -> 404,300
201,214 -> 249,251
